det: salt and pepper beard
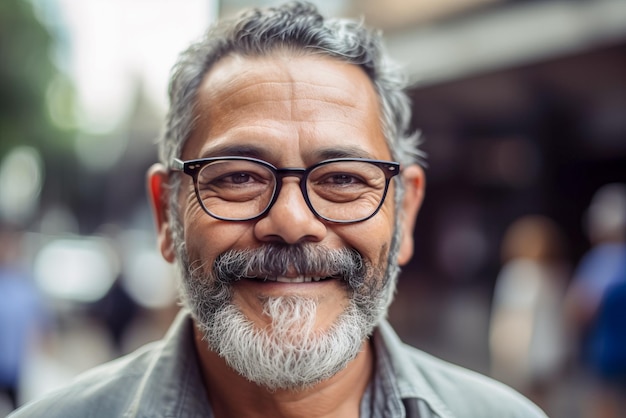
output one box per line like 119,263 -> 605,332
171,214 -> 402,391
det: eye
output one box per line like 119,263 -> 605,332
197,160 -> 274,189
222,172 -> 254,184
204,171 -> 270,189
324,173 -> 363,185
315,171 -> 368,187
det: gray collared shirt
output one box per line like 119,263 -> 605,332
361,328 -> 406,418
10,310 -> 547,418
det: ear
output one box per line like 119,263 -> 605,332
147,164 -> 177,263
397,164 -> 425,266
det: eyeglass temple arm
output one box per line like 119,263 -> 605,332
171,158 -> 184,172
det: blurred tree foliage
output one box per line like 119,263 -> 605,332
0,0 -> 80,230
0,0 -> 73,159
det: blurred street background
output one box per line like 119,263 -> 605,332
1,1 -> 625,417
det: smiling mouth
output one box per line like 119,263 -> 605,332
246,276 -> 336,283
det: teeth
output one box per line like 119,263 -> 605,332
265,276 -> 326,283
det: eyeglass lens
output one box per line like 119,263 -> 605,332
195,159 -> 389,221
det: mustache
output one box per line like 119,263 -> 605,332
213,244 -> 366,285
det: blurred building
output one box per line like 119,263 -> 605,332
384,0 -> 626,282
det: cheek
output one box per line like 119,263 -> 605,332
337,210 -> 395,266
177,181 -> 255,267
182,210 -> 254,267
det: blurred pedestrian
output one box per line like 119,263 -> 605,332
566,183 -> 626,418
0,224 -> 48,411
489,215 -> 570,411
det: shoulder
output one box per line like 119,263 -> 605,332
405,346 -> 546,417
9,341 -> 163,418
377,321 -> 547,418
10,311 -> 205,418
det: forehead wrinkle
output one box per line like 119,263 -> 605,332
201,75 -> 371,114
197,101 -> 371,137
197,54 -> 380,126
292,80 -> 374,117
201,52 -> 377,102
213,100 -> 370,124
203,81 -> 291,106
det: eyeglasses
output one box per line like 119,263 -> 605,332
171,156 -> 400,223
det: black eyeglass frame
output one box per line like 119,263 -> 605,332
171,156 -> 401,224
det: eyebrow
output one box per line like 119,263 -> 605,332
199,144 -> 269,160
313,146 -> 376,161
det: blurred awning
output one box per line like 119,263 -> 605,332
383,0 -> 626,86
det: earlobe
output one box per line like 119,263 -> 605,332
147,164 -> 177,263
397,164 -> 425,266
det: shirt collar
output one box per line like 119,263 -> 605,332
123,310 -> 212,418
375,320 -> 452,417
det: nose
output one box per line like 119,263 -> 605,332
254,178 -> 327,244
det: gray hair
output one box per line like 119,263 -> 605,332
158,1 -> 423,169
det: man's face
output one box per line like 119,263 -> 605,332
151,52 -> 423,389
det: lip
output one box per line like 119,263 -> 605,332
233,276 -> 344,298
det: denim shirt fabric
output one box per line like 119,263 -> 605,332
10,310 -> 547,418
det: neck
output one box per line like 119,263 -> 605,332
193,326 -> 374,418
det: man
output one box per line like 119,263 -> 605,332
11,3 -> 547,417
